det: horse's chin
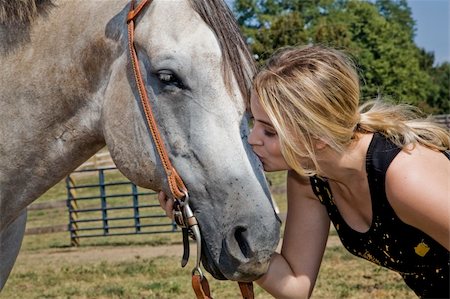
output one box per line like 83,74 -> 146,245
200,242 -> 269,282
197,215 -> 278,282
201,248 -> 227,280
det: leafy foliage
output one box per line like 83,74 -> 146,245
233,0 -> 449,113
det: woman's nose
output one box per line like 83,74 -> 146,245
248,127 -> 262,146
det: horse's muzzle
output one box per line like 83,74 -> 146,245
201,220 -> 280,281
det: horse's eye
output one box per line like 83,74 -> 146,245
159,73 -> 173,82
157,71 -> 184,89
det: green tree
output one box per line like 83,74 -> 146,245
417,50 -> 449,113
235,0 -> 315,61
428,62 -> 450,113
233,0 -> 446,113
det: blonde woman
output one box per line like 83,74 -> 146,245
159,45 -> 449,298
249,45 -> 449,298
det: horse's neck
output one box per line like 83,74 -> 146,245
0,0 -> 127,229
0,89 -> 106,230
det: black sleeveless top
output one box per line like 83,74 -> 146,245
310,133 -> 450,298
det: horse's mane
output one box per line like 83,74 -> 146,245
0,0 -> 53,25
0,0 -> 54,54
1,0 -> 255,104
189,0 -> 256,106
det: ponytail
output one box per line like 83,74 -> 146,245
357,100 -> 450,151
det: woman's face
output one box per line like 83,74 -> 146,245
248,91 -> 290,172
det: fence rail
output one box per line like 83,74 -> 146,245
76,150 -> 115,170
435,114 -> 450,130
67,167 -> 177,246
25,224 -> 67,235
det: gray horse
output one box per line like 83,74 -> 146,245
0,0 -> 281,291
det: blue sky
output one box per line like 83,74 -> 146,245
225,0 -> 449,65
408,0 -> 449,65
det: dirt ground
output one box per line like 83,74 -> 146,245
16,236 -> 341,267
17,243 -> 184,267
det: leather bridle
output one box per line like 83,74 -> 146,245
126,0 -> 254,298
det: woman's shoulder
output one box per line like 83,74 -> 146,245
385,143 -> 449,244
287,170 -> 310,187
286,170 -> 316,200
388,143 -> 449,181
385,143 -> 449,219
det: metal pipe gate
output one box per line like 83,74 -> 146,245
67,167 -> 177,246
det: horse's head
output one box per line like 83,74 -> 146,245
102,0 -> 280,281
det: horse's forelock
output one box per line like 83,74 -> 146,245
188,0 -> 256,108
0,0 -> 53,25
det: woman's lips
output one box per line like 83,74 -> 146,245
255,154 -> 267,168
254,153 -> 264,162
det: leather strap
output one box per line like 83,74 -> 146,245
127,0 -> 150,22
127,0 -> 188,200
181,227 -> 190,267
238,282 -> 255,299
192,275 -> 255,299
192,274 -> 212,299
127,1 -> 255,298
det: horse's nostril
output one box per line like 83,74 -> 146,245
234,226 -> 251,258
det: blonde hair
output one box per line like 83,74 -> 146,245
253,45 -> 450,176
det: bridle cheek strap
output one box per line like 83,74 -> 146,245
239,282 -> 255,299
127,0 -> 187,200
192,275 -> 212,299
192,276 -> 254,299
127,0 -> 150,21
127,1 -> 255,298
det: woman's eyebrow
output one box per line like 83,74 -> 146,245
255,118 -> 274,127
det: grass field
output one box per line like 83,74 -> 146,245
1,170 -> 416,298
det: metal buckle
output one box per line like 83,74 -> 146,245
173,208 -> 185,228
171,192 -> 203,278
172,191 -> 189,228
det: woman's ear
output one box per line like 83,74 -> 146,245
314,138 -> 328,150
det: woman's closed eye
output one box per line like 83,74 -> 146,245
253,119 -> 277,137
250,114 -> 278,137
263,129 -> 277,137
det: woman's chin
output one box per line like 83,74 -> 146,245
263,164 -> 289,172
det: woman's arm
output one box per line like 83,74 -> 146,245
257,171 -> 330,299
386,145 -> 450,250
